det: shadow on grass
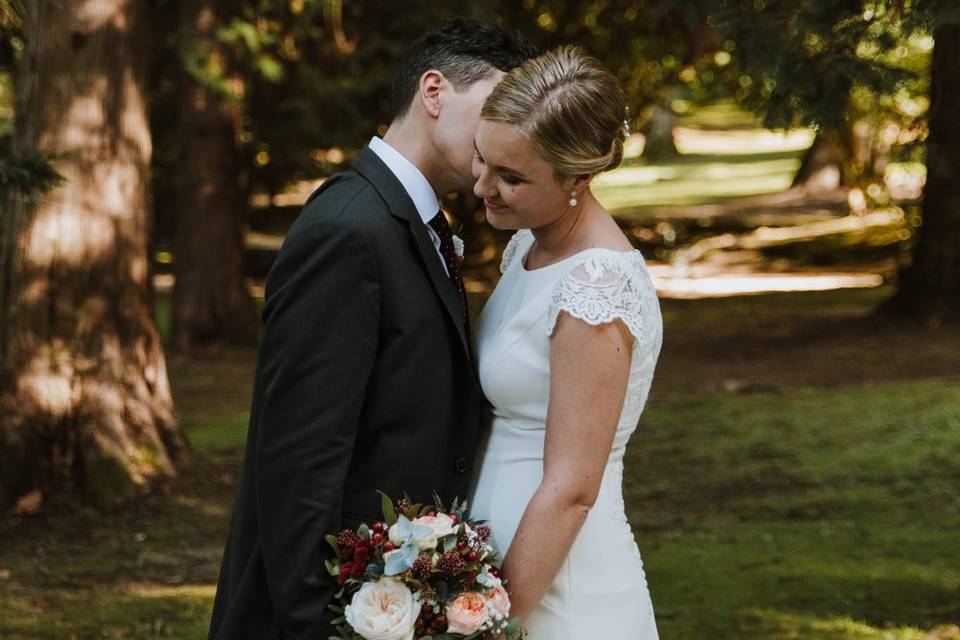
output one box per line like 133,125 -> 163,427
2,586 -> 214,640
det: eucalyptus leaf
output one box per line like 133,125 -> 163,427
325,534 -> 341,559
324,559 -> 339,576
378,490 -> 398,525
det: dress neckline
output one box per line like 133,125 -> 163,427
519,232 -> 641,274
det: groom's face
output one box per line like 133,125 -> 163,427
434,70 -> 505,194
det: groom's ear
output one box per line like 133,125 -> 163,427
417,70 -> 445,119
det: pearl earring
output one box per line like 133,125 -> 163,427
568,190 -> 578,207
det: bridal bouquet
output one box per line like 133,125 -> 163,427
324,492 -> 524,640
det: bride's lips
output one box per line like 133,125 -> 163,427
484,199 -> 507,211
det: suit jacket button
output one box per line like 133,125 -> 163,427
455,457 -> 468,473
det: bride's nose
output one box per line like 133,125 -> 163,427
473,167 -> 497,200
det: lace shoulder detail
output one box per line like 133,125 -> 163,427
499,229 -> 534,274
546,251 -> 660,347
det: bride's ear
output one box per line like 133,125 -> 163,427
418,70 -> 445,119
571,173 -> 594,194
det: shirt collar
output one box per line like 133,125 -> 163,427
368,136 -> 440,225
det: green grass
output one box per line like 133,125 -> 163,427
594,149 -> 804,214
676,101 -> 765,130
181,410 -> 249,452
628,379 -> 960,639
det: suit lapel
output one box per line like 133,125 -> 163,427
352,147 -> 474,369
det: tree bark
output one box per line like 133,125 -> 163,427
884,5 -> 960,323
0,0 -> 187,511
642,94 -> 679,163
171,0 -> 259,351
790,131 -> 846,192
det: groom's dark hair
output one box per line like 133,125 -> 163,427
391,17 -> 538,120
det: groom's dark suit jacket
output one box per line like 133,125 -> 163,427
208,146 -> 484,640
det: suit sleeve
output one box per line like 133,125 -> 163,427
253,207 -> 379,639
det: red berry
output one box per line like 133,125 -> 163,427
468,550 -> 479,562
435,615 -> 447,626
372,532 -> 383,544
427,510 -> 437,516
372,522 -> 384,533
383,541 -> 395,552
449,513 -> 459,524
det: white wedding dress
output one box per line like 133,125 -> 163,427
469,229 -> 663,639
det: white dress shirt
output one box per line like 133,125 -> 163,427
368,136 -> 449,275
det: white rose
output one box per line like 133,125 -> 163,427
387,526 -> 436,551
452,235 -> 465,258
387,524 -> 406,548
388,515 -> 439,551
412,513 -> 459,539
344,577 -> 421,640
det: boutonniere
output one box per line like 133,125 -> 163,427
452,234 -> 465,268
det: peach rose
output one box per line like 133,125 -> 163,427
445,592 -> 489,635
485,584 -> 511,618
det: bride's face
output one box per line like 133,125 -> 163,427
472,120 -> 574,231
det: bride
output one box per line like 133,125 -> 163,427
468,46 -> 663,638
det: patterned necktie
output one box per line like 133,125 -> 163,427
428,209 -> 467,321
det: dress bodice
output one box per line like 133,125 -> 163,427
474,228 -> 663,459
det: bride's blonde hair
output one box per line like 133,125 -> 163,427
480,45 -> 627,179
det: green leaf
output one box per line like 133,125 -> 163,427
378,490 -> 398,525
358,523 -> 370,538
324,559 -> 339,576
407,503 -> 423,519
325,534 -> 341,558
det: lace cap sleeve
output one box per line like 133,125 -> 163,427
546,252 -> 659,345
500,229 -> 534,274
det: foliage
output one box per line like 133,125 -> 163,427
709,0 -> 935,187
0,148 -> 62,196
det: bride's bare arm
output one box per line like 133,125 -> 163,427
499,310 -> 633,623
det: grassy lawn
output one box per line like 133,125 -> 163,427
631,380 -> 960,639
595,148 -> 804,212
3,285 -> 959,639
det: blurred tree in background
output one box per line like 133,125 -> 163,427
168,0 -> 260,351
886,0 -> 960,322
710,0 -> 930,192
0,0 -> 187,512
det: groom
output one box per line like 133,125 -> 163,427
208,18 -> 536,640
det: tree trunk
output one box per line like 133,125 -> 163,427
0,0 -> 188,512
884,5 -> 960,323
642,95 -> 679,163
171,0 -> 259,352
791,132 -> 844,191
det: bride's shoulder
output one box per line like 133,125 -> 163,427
546,248 -> 661,342
499,229 -> 535,274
